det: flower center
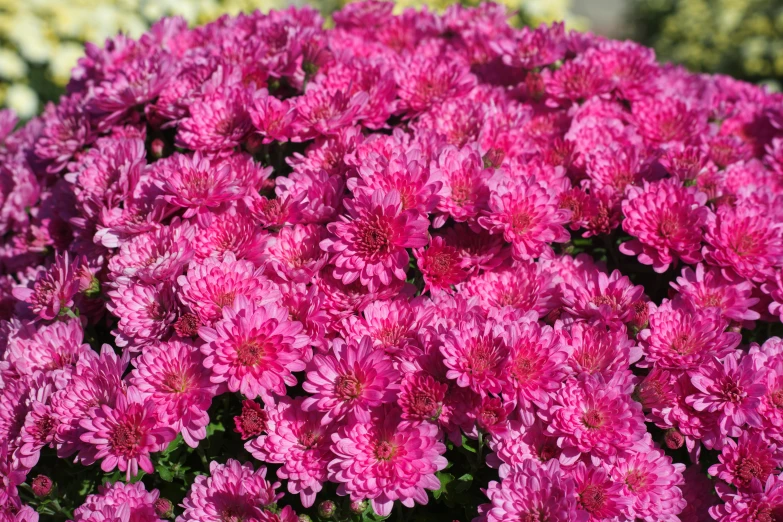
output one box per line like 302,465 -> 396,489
299,430 -> 320,449
657,214 -> 679,238
582,408 -> 605,429
591,295 -> 617,309
722,380 -> 745,403
468,337 -> 500,373
236,340 -> 267,367
451,180 -> 472,205
110,421 -> 143,456
356,217 -> 393,258
771,389 -> 783,408
671,332 -> 697,355
510,212 -> 533,234
409,390 -> 440,419
625,469 -> 647,492
34,415 -> 56,442
579,484 -> 607,513
736,456 -> 766,486
334,374 -> 363,401
521,508 -> 547,522
161,370 -> 190,393
732,233 -> 758,257
373,440 -> 397,461
215,291 -> 236,308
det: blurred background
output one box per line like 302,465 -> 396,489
0,0 -> 781,119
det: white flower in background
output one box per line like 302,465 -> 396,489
5,83 -> 38,119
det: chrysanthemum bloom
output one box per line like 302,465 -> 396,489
397,373 -> 448,425
500,319 -> 571,423
246,397 -> 333,507
130,340 -> 218,447
478,175 -> 570,261
178,459 -> 281,522
671,263 -> 760,324
349,147 -> 441,214
107,221 -> 195,284
619,179 -> 711,273
709,431 -> 783,490
234,400 -> 268,441
709,474 -> 783,521
50,346 -> 127,460
610,443 -> 686,521
560,269 -> 645,326
430,145 -> 490,224
570,462 -> 631,521
177,253 -> 278,325
71,481 -> 162,522
414,236 -> 468,293
249,90 -> 296,144
193,205 -> 273,264
12,253 -> 81,320
687,352 -> 766,437
395,54 -> 476,116
631,96 -> 705,145
79,387 -> 176,480
320,189 -> 429,292
198,295 -> 310,403
476,396 -> 513,436
106,281 -> 178,349
176,85 -> 252,152
541,374 -> 646,466
638,301 -> 741,371
266,224 -> 329,283
16,382 -> 55,469
157,153 -> 242,218
477,460 -> 578,522
565,322 -> 641,386
440,317 -> 508,394
486,419 -> 563,478
461,260 -> 557,316
328,406 -> 447,516
703,202 -> 783,283
302,336 -> 399,425
340,298 -> 429,356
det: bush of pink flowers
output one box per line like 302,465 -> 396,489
2,1 -> 783,520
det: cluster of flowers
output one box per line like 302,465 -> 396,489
1,1 -> 783,520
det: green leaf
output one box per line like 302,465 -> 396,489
433,472 -> 454,500
460,434 -> 476,453
162,434 -> 183,456
157,465 -> 174,482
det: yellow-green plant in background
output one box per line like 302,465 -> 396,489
629,0 -> 783,87
0,0 -> 583,119
0,0 -> 287,119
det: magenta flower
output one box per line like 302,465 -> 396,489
71,481 -> 162,522
709,431 -> 783,490
198,295 -> 311,403
179,459 -> 281,522
566,322 -> 641,381
486,419 -> 562,479
571,461 -> 631,521
234,400 -> 268,441
301,336 -> 399,425
320,189 -> 429,292
619,179 -> 711,273
440,317 -> 508,394
176,86 -> 252,152
79,387 -> 176,480
107,221 -> 195,284
246,397 -> 333,507
461,260 -> 557,316
478,460 -> 578,522
540,374 -> 646,466
158,153 -> 242,217
431,145 -> 490,223
13,253 -> 81,320
398,373 -> 448,425
130,339 -> 218,447
687,352 -> 766,437
266,224 -> 329,283
478,175 -> 570,260
414,236 -> 468,293
106,281 -> 178,349
328,406 -> 447,516
560,268 -> 645,326
710,474 -> 783,521
671,263 -> 760,324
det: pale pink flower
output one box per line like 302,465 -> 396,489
571,461 -> 632,521
440,317 -> 507,394
671,263 -> 760,324
13,253 -> 81,320
266,224 -> 328,283
158,153 -> 242,217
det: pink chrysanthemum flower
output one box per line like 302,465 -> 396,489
565,322 -> 641,383
177,253 -> 279,325
395,55 -> 476,116
571,461 -> 631,521
501,319 -> 571,422
703,203 -> 783,283
632,96 -> 704,145
130,339 -> 218,448
638,301 -> 741,371
320,189 -> 429,292
709,474 -> 783,521
461,260 -> 557,317
430,145 -> 490,223
246,397 -> 333,507
478,175 -> 570,260
71,481 -> 162,522
340,298 -> 429,356
397,373 -> 448,425
610,443 -> 686,521
541,374 -> 646,466
107,221 -> 195,284
193,205 -> 271,264
709,431 -> 783,490
158,153 -> 242,218
106,281 -> 177,349
414,236 -> 468,293
440,317 -> 507,394
249,90 -> 296,144
176,86 -> 252,152
619,179 -> 711,273
328,406 -> 447,517
234,400 -> 268,442
687,352 -> 766,437
15,381 -> 55,469
266,224 -> 329,283
302,336 -> 399,425
560,269 -> 645,326
179,459 -> 281,522
12,253 -> 81,320
671,263 -> 760,324
477,460 -> 578,522
79,387 -> 176,480
486,419 -> 563,479
198,295 -> 310,404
